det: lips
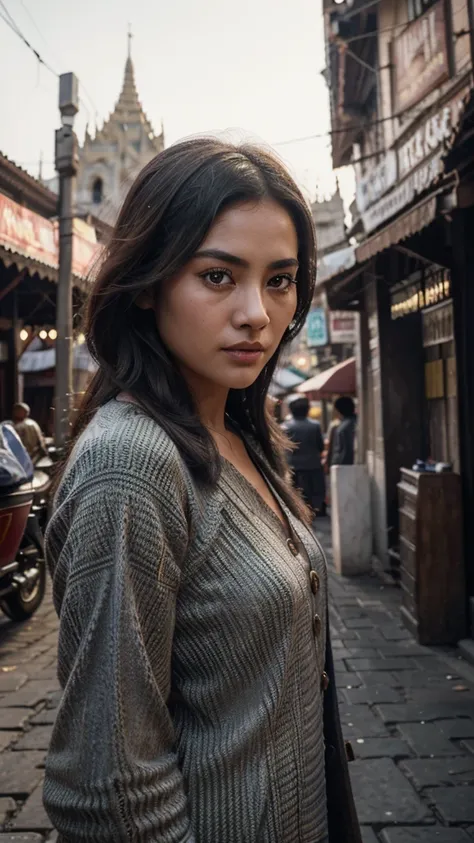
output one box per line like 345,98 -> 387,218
222,343 -> 265,364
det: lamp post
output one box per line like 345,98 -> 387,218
54,72 -> 79,449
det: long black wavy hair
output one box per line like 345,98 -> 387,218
71,137 -> 317,518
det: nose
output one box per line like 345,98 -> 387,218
232,286 -> 270,331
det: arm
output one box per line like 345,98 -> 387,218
314,423 -> 324,455
44,474 -> 194,843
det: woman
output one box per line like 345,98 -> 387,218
44,138 -> 361,843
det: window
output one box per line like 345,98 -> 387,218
92,177 -> 103,204
407,0 -> 437,21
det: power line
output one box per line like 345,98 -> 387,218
1,0 -> 102,130
0,0 -> 58,76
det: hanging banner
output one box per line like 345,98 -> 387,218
306,308 -> 328,347
393,1 -> 449,113
0,194 -> 100,280
329,311 -> 357,344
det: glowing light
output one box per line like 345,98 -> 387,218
39,330 -> 48,340
20,329 -> 29,341
76,333 -> 85,345
48,329 -> 57,340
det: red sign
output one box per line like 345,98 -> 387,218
393,1 -> 449,113
0,194 -> 100,279
0,194 -> 57,268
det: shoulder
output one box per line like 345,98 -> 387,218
60,400 -> 192,507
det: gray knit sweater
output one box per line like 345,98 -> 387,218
44,399 -> 329,842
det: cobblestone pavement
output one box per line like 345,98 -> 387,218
1,524 -> 474,842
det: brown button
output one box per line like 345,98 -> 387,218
310,570 -> 320,595
321,671 -> 330,692
287,538 -> 299,557
313,613 -> 322,636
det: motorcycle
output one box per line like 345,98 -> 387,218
0,424 -> 51,621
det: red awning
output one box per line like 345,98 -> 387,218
0,194 -> 100,284
296,357 -> 356,399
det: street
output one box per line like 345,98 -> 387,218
1,522 -> 474,843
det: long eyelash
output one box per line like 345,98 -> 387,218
199,267 -> 233,280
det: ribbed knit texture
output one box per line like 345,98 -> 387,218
44,399 -> 329,843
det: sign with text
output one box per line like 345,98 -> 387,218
306,308 -> 328,347
329,311 -> 357,344
356,151 -> 397,214
393,1 -> 449,113
0,194 -> 99,279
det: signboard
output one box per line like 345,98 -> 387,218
329,311 -> 357,344
306,308 -> 328,347
390,269 -> 451,320
393,1 -> 449,113
361,91 -> 468,234
356,151 -> 397,214
0,194 -> 100,279
398,100 -> 464,179
0,194 -> 57,269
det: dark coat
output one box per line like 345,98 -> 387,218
283,417 -> 324,471
324,620 -> 362,842
330,415 -> 357,466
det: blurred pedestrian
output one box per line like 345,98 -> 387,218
283,394 -> 326,516
329,396 -> 357,467
44,138 -> 361,843
12,402 -> 47,464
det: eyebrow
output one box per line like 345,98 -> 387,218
193,248 -> 299,271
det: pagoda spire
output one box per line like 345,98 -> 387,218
115,28 -> 141,115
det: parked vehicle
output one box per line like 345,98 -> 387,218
0,423 -> 50,621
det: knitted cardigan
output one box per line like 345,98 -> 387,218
44,399 -> 361,843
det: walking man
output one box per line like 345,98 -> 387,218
283,395 -> 326,516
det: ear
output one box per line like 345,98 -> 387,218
135,290 -> 154,311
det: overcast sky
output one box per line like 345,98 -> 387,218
0,0 -> 354,208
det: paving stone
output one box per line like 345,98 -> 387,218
344,618 -> 375,629
29,708 -> 56,726
358,672 -> 400,687
0,796 -> 16,821
338,704 -> 388,738
0,672 -> 28,693
0,751 -> 45,797
406,688 -> 474,705
352,737 -> 413,759
376,702 -> 474,723
427,786 -> 474,823
461,739 -> 474,754
393,671 -> 461,688
400,757 -> 474,789
381,627 -> 413,641
46,833 -> 58,842
347,648 -> 379,658
436,719 -> 474,739
0,731 -> 20,752
1,681 -> 59,709
0,836 -> 44,842
376,643 -> 434,657
345,657 -> 420,672
13,778 -> 53,832
397,723 -> 465,757
349,758 -> 434,824
0,708 -> 32,730
361,828 -> 379,843
343,686 -> 403,705
13,726 -> 53,752
334,672 -> 363,688
381,829 -> 472,842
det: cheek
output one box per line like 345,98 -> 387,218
157,285 -> 220,350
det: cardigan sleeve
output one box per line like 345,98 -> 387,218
43,472 -> 195,843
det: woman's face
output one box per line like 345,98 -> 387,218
151,199 -> 299,395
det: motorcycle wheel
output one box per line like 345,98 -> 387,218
0,556 -> 46,621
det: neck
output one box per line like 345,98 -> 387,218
181,367 -> 229,436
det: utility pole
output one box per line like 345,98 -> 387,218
54,72 -> 79,449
